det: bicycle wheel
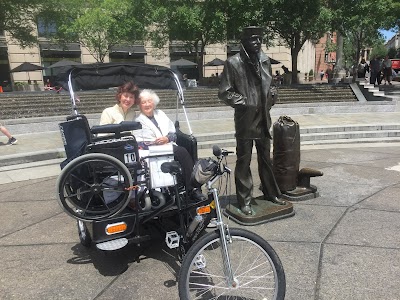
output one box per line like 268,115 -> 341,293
179,228 -> 286,299
56,153 -> 133,221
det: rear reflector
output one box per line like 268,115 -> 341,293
105,222 -> 127,235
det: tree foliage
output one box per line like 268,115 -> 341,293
369,40 -> 389,59
388,47 -> 398,58
40,0 -> 151,62
384,0 -> 400,30
149,0 -> 227,78
261,0 -> 331,83
3,0 -> 399,79
225,0 -> 269,40
0,0 -> 45,46
327,0 -> 392,79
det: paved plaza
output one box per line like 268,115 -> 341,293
1,81 -> 400,299
0,144 -> 400,299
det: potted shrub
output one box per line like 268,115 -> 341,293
308,69 -> 314,81
14,82 -> 24,91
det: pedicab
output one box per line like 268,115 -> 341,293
55,62 -> 286,299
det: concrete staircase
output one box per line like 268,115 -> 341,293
356,79 -> 400,101
3,83 -> 400,156
276,84 -> 357,103
0,84 -> 357,120
358,81 -> 386,100
195,123 -> 400,150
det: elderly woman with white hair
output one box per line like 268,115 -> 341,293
135,89 -> 206,202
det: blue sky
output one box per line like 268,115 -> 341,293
380,29 -> 397,42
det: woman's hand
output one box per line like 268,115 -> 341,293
154,136 -> 169,145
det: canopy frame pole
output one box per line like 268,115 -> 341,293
67,71 -> 78,116
171,71 -> 193,135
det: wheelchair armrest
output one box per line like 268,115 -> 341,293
91,124 -> 122,135
91,132 -> 132,142
120,121 -> 142,131
91,121 -> 142,136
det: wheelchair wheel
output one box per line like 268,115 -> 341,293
56,153 -> 133,221
178,228 -> 286,299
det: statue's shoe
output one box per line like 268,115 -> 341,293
240,205 -> 253,215
269,197 -> 287,205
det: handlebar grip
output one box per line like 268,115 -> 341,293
213,145 -> 234,157
212,145 -> 222,157
222,150 -> 235,155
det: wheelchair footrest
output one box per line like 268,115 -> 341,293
165,231 -> 180,249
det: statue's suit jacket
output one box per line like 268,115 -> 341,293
218,46 -> 275,139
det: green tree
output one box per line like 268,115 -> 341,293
327,0 -> 392,80
150,0 -> 227,78
0,0 -> 45,46
369,41 -> 388,58
387,47 -> 396,59
41,0 -> 150,62
225,0 -> 269,40
266,0 -> 331,83
383,0 -> 400,30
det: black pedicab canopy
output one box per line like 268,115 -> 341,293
56,62 -> 180,91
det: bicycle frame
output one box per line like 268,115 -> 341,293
206,157 -> 236,287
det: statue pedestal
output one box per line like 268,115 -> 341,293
224,196 -> 294,226
281,185 -> 319,201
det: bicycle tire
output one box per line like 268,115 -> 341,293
56,153 -> 133,221
178,228 -> 286,299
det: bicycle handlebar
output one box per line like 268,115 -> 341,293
212,145 -> 234,158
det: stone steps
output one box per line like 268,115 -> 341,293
0,85 -> 358,119
196,124 -> 400,149
357,80 -> 394,100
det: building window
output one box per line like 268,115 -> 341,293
37,18 -> 57,37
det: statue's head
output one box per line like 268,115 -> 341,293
241,26 -> 263,54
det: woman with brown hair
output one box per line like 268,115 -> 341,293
99,81 -> 140,125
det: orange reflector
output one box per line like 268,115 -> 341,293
196,205 -> 211,215
105,222 -> 127,235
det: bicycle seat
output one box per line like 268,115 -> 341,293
161,161 -> 181,174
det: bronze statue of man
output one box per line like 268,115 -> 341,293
218,26 -> 286,215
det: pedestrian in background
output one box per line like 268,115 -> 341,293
0,123 -> 18,145
382,55 -> 392,85
357,58 -> 369,79
377,57 -> 383,85
369,57 -> 381,85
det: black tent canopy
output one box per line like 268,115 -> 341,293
57,62 -> 179,91
47,59 -> 82,69
204,58 -> 225,66
10,62 -> 45,73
